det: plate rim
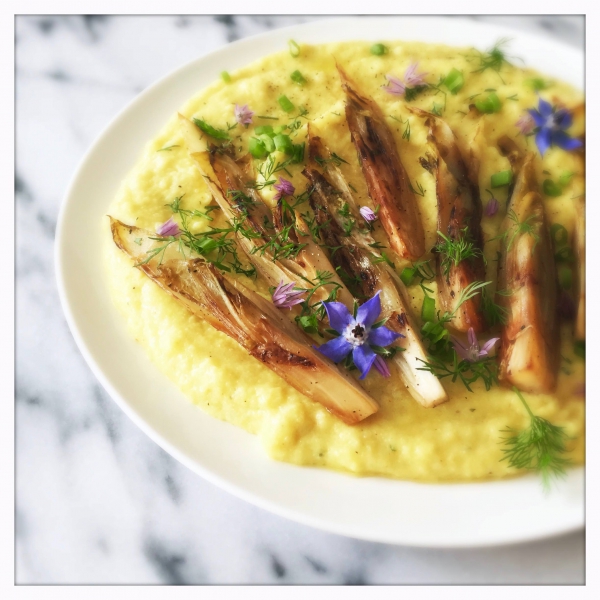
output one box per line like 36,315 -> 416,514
55,15 -> 585,548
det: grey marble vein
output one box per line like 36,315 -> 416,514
15,14 -> 585,585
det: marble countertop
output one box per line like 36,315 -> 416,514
16,15 -> 585,585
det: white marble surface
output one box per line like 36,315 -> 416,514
16,15 -> 585,585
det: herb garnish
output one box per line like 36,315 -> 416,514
435,229 -> 484,276
500,387 -> 571,490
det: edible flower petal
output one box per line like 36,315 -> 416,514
273,177 -> 295,201
156,217 -> 180,237
484,195 -> 499,217
451,327 -> 499,363
404,62 -> 428,87
360,206 -> 377,222
373,355 -> 391,378
316,291 -> 403,379
271,280 -> 306,309
515,113 -> 535,135
382,62 -> 428,96
527,97 -> 583,156
234,103 -> 254,126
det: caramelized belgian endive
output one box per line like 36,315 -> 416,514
338,66 -> 425,260
110,217 -> 379,424
302,133 -> 448,408
410,108 -> 486,332
496,137 -> 559,393
179,114 -> 354,312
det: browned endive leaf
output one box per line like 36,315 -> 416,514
410,107 -> 486,332
496,137 -> 559,393
302,134 -> 448,408
338,65 -> 425,260
110,217 -> 379,424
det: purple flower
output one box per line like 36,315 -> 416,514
373,355 -> 391,378
451,328 -> 499,363
515,113 -> 535,135
360,206 -> 377,222
156,217 -> 180,237
273,177 -> 295,201
484,194 -> 499,217
382,62 -> 428,96
316,292 -> 403,379
528,97 -> 582,156
234,103 -> 254,126
272,281 -> 306,309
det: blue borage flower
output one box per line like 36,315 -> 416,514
528,96 -> 582,156
315,292 -> 403,379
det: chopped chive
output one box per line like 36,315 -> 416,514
290,70 -> 307,85
288,39 -> 300,58
421,295 -> 436,322
273,134 -> 293,154
221,71 -> 231,83
255,125 -> 274,136
256,115 -> 279,120
558,266 -> 572,290
400,267 -> 416,286
475,92 -> 502,114
278,95 -> 295,113
258,134 -> 275,153
559,171 -> 574,186
543,179 -> 562,197
491,170 -> 513,188
370,43 -> 387,56
444,68 -> 464,95
550,223 -> 569,247
248,137 -> 268,159
290,142 -> 305,164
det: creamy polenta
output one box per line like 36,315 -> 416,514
104,40 -> 584,481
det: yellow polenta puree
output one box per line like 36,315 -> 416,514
104,41 -> 585,481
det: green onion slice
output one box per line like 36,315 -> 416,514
274,134 -> 293,154
288,39 -> 300,58
491,170 -> 513,188
249,137 -> 268,159
258,134 -> 275,153
444,68 -> 464,94
543,179 -> 562,197
220,71 -> 231,83
290,70 -> 307,85
475,92 -> 502,114
550,223 -> 569,247
559,171 -> 574,186
574,340 -> 585,359
278,95 -> 295,113
370,43 -> 387,56
400,267 -> 416,286
255,125 -> 274,136
421,295 -> 436,322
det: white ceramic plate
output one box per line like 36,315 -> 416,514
56,16 -> 584,547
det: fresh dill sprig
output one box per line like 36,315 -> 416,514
409,180 -> 426,197
420,281 -> 491,358
314,152 -> 349,169
417,352 -> 498,392
467,38 -> 512,76
436,229 -> 484,276
500,387 -> 571,490
137,194 -> 257,277
481,287 -> 509,326
491,210 -> 541,254
400,259 -> 435,286
337,202 -> 356,236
